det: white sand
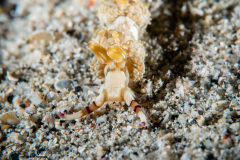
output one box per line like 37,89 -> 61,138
0,0 -> 240,159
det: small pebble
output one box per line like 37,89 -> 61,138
54,79 -> 73,92
234,39 -> 240,45
29,31 -> 52,44
189,5 -> 204,16
0,111 -> 20,125
7,72 -> 18,82
212,100 -> 229,111
1,125 -> 11,131
7,94 -> 14,103
75,86 -> 82,92
230,122 -> 240,132
0,131 -> 2,141
96,115 -> 107,124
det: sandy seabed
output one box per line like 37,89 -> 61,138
0,0 -> 240,159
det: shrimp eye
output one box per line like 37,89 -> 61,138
110,30 -> 119,38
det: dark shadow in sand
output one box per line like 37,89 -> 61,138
144,0 -> 202,102
141,0 -> 203,130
